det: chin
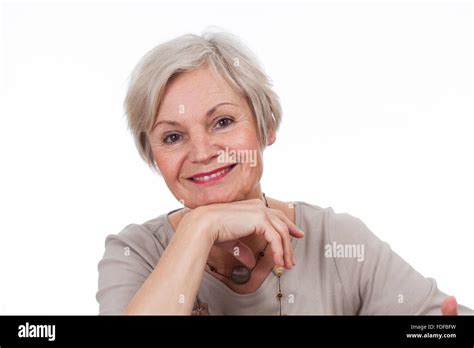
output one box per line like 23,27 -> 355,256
192,190 -> 242,206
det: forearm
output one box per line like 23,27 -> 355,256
123,213 -> 213,315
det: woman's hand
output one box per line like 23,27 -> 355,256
186,198 -> 305,270
441,296 -> 458,315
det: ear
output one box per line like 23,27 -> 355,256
266,130 -> 276,146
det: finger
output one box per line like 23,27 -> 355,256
441,296 -> 458,315
265,210 -> 294,269
258,223 -> 285,267
216,240 -> 256,269
270,208 -> 305,238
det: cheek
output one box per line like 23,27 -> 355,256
224,124 -> 260,149
231,145 -> 264,180
222,127 -> 263,175
153,151 -> 182,181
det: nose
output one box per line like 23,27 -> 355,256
188,133 -> 218,165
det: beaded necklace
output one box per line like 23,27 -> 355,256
193,193 -> 286,315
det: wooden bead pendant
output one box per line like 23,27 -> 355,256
272,266 -> 285,277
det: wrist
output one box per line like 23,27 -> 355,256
179,206 -> 216,247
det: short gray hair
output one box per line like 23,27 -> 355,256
124,30 -> 282,172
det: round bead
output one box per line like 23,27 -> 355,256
231,266 -> 251,284
273,266 -> 285,277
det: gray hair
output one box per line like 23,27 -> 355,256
124,29 -> 282,172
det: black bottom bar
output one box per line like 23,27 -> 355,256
0,315 -> 473,346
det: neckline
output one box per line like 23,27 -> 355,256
161,201 -> 302,299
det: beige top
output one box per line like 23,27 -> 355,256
96,201 -> 473,315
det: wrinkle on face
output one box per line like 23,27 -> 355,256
150,66 -> 265,208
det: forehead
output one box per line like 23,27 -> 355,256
158,66 -> 243,116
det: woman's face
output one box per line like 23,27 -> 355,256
149,65 -> 273,208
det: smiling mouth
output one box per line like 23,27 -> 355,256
188,163 -> 238,184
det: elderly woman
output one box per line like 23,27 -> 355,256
96,31 -> 472,315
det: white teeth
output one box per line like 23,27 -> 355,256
193,165 -> 233,182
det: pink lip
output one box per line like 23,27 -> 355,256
187,164 -> 237,185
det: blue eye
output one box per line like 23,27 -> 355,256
215,117 -> 234,129
163,133 -> 181,144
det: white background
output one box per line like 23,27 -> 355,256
0,0 -> 473,314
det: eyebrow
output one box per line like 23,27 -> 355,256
152,102 -> 237,129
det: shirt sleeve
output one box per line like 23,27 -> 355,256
326,211 -> 473,315
96,224 -> 163,315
